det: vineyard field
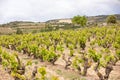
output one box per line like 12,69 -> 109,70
0,26 -> 120,80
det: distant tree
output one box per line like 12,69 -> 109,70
16,28 -> 23,34
72,15 -> 87,27
72,15 -> 81,24
106,15 -> 117,24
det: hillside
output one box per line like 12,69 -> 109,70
87,14 -> 120,23
0,21 -> 46,34
0,14 -> 120,34
47,14 -> 120,23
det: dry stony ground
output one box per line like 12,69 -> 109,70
0,65 -> 14,80
0,47 -> 120,80
109,62 -> 120,80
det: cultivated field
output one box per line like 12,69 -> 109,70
0,26 -> 120,80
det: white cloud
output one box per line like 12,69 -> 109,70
0,0 -> 120,24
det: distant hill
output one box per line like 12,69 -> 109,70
0,21 -> 46,34
0,14 -> 120,34
1,21 -> 45,28
46,14 -> 120,24
1,14 -> 120,27
87,14 -> 120,23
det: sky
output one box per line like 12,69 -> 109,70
0,0 -> 120,24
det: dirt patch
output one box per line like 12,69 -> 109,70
0,65 -> 14,80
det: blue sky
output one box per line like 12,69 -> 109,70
0,0 -> 120,24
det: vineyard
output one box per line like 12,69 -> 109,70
0,26 -> 120,80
